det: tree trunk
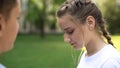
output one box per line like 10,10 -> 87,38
40,0 -> 47,38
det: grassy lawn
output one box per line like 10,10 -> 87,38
0,34 -> 120,68
111,35 -> 120,51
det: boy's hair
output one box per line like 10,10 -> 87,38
56,0 -> 114,46
0,0 -> 17,20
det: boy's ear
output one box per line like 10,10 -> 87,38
0,14 -> 5,37
86,16 -> 96,31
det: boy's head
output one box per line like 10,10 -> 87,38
0,0 -> 21,53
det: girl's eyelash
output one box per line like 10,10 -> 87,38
67,30 -> 74,35
17,17 -> 20,20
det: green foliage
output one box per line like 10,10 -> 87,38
53,0 -> 65,5
25,0 -> 44,29
52,0 -> 65,11
25,0 -> 65,31
103,0 -> 120,34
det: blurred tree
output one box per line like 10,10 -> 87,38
25,0 -> 47,38
103,0 -> 120,34
25,0 -> 65,37
46,0 -> 65,32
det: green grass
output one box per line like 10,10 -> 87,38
0,34 -> 120,68
111,35 -> 120,51
0,34 -> 79,68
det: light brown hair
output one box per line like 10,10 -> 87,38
56,0 -> 114,46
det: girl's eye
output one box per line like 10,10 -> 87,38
67,30 -> 74,35
17,17 -> 20,20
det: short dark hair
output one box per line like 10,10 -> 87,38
0,0 -> 17,20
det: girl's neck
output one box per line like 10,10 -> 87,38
85,35 -> 107,57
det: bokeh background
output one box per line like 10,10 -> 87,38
0,0 -> 120,68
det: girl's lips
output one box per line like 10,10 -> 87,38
70,43 -> 76,46
71,43 -> 74,45
70,42 -> 78,48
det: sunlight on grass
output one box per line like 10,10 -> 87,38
112,35 -> 120,51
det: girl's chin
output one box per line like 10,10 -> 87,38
73,45 -> 83,50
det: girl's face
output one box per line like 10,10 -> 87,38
57,15 -> 88,50
0,0 -> 21,53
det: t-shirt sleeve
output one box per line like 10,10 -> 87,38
101,59 -> 120,68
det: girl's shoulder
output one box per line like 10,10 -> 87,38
101,45 -> 120,67
99,45 -> 120,68
103,45 -> 120,59
101,57 -> 120,68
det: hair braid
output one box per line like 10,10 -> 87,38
99,19 -> 114,47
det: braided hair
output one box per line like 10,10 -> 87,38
56,0 -> 114,46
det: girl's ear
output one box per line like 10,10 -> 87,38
0,14 -> 5,37
86,16 -> 96,31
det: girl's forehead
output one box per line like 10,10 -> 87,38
58,17 -> 81,28
58,15 -> 76,22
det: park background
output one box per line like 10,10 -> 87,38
0,0 -> 120,68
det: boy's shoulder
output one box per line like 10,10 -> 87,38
0,64 -> 6,68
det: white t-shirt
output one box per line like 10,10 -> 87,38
0,64 -> 6,68
77,45 -> 120,68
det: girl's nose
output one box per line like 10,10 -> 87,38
64,34 -> 70,43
